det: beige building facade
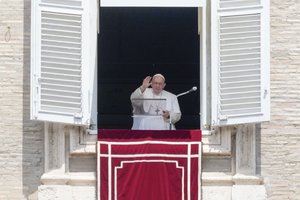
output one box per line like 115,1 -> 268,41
0,0 -> 299,199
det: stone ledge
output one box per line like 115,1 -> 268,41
202,172 -> 264,186
38,185 -> 96,200
41,171 -> 96,186
232,174 -> 263,185
202,172 -> 233,186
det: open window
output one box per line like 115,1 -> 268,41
98,7 -> 200,129
31,0 -> 270,130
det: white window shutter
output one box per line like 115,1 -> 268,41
211,0 -> 270,126
31,0 -> 97,126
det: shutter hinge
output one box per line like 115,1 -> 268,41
74,112 -> 83,119
264,89 -> 268,98
219,115 -> 228,121
34,74 -> 41,84
203,124 -> 210,130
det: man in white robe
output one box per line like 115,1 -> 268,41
130,74 -> 181,130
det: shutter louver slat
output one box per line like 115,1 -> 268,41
42,56 -> 81,63
42,68 -> 81,75
220,58 -> 260,67
41,0 -> 82,8
221,69 -> 260,77
220,108 -> 261,115
42,18 -> 81,27
42,62 -> 81,70
41,100 -> 81,107
41,88 -> 81,96
219,0 -> 261,9
221,42 -> 260,51
41,79 -> 81,86
42,40 -> 81,48
41,72 -> 81,81
221,91 -> 260,99
42,29 -> 81,38
42,51 -> 81,59
221,47 -> 260,55
221,102 -> 260,111
221,86 -> 260,94
221,63 -> 259,69
221,83 -> 260,90
41,94 -> 81,102
40,11 -> 82,115
221,75 -> 260,82
41,106 -> 81,114
41,83 -> 81,91
42,25 -> 81,33
42,36 -> 81,43
221,96 -> 260,103
221,53 -> 260,61
41,46 -> 81,53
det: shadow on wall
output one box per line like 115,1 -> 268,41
23,0 -> 45,198
255,123 -> 262,176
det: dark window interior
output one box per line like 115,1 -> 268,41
98,7 -> 200,129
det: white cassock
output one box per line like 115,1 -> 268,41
130,87 -> 181,130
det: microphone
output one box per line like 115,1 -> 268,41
189,86 -> 197,93
177,86 -> 197,97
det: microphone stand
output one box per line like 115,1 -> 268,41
177,91 -> 191,98
173,87 -> 197,130
177,87 -> 197,98
169,112 -> 172,130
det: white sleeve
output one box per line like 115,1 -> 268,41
130,87 -> 143,100
130,87 -> 144,114
165,95 -> 181,124
170,113 -> 181,124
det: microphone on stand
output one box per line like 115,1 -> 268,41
177,86 -> 197,97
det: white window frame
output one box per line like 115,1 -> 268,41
31,0 -> 270,130
100,0 -> 205,7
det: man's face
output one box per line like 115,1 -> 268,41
151,76 -> 165,95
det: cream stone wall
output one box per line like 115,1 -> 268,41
259,0 -> 300,199
0,0 -> 300,200
0,0 -> 44,200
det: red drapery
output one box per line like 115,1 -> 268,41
97,129 -> 202,200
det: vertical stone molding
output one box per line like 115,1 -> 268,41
39,123 -> 96,199
44,123 -> 66,173
69,126 -> 97,155
232,124 -> 266,200
235,124 -> 256,175
202,126 -> 232,155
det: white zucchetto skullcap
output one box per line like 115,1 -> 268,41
153,73 -> 165,82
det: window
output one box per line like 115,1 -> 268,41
98,7 -> 200,129
31,0 -> 270,129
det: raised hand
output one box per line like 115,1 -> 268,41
140,76 -> 152,92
